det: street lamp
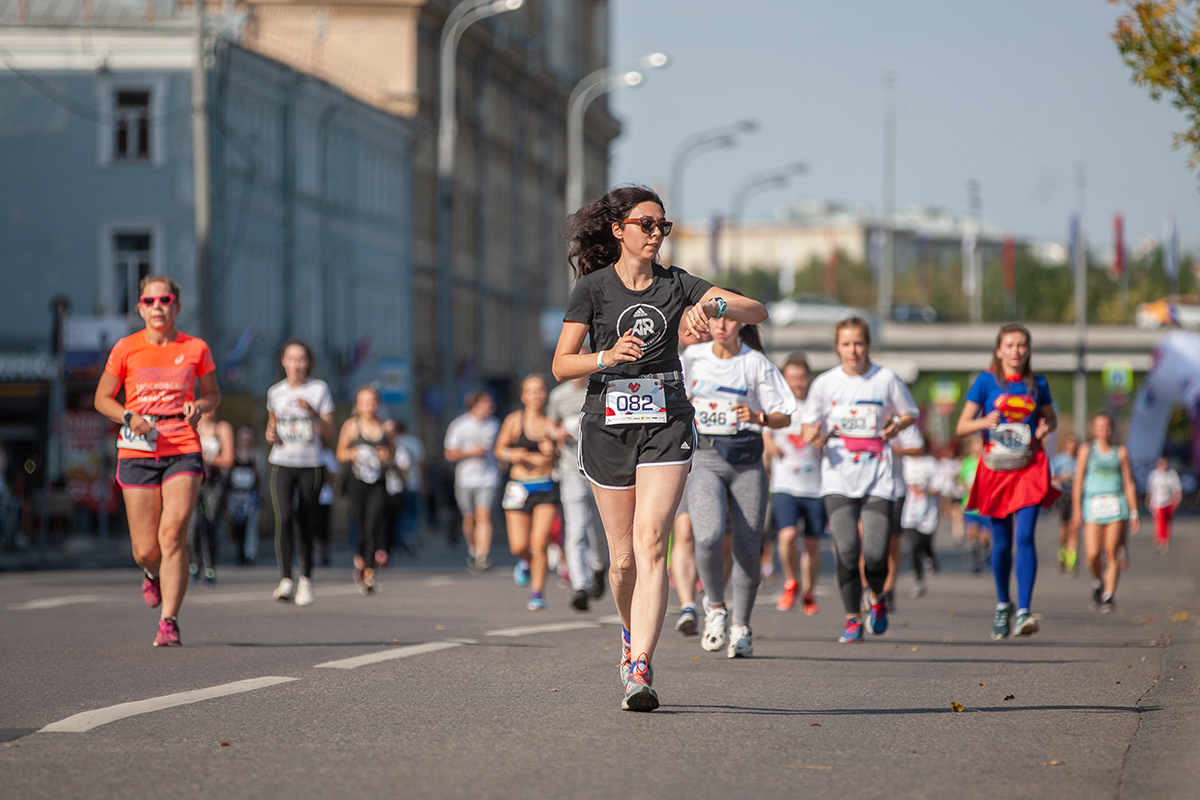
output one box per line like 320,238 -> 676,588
566,51 -> 668,215
668,119 -> 757,228
729,162 -> 807,273
436,0 -> 523,417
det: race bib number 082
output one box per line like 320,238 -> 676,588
605,379 -> 667,425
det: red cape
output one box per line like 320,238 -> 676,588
966,446 -> 1060,518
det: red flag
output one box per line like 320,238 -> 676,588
1002,235 -> 1015,293
1113,213 -> 1125,277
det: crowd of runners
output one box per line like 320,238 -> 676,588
95,185 -> 1180,712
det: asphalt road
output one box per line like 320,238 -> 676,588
3,515 -> 1200,799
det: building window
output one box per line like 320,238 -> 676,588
113,90 -> 151,161
113,232 -> 153,314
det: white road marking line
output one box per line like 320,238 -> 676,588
188,585 -> 369,604
422,576 -> 455,587
8,595 -> 110,611
37,676 -> 299,733
486,621 -> 603,637
314,639 -> 476,670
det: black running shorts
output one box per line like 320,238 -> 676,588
578,411 -> 696,490
117,452 -> 206,488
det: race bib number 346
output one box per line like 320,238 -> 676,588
693,398 -> 737,436
605,379 -> 667,425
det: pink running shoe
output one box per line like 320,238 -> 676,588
142,575 -> 161,608
153,618 -> 181,647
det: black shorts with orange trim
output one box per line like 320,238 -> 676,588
117,453 -> 206,488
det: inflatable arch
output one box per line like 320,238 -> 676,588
1127,331 -> 1200,489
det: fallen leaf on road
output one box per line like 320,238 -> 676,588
4,744 -> 18,748
950,702 -> 964,712
1044,760 -> 1064,766
792,765 -> 832,770
434,624 -> 445,630
691,656 -> 701,660
1003,695 -> 1015,701
1127,665 -> 1133,669
1174,611 -> 1189,621
979,683 -> 986,687
220,742 -> 231,747
393,638 -> 400,643
1181,665 -> 1188,669
551,689 -> 559,692
911,646 -> 918,652
810,723 -> 821,727
1116,681 -> 1122,684
942,637 -> 955,643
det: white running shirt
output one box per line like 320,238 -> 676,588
800,363 -> 918,500
1147,467 -> 1182,510
768,397 -> 822,498
681,342 -> 797,433
444,413 -> 501,489
266,378 -> 334,468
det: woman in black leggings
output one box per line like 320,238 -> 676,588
336,385 -> 396,594
265,340 -> 334,607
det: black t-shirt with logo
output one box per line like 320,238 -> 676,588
564,263 -> 712,415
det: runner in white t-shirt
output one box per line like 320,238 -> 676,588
1146,456 -> 1183,553
265,340 -> 335,606
763,352 -> 824,616
799,317 -> 918,644
444,391 -> 502,573
682,305 -> 796,658
900,443 -> 941,598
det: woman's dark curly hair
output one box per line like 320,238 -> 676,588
564,185 -> 666,279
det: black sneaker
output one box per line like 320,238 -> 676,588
1100,595 -> 1116,614
571,589 -> 589,611
1089,584 -> 1103,610
882,589 -> 896,613
589,569 -> 606,600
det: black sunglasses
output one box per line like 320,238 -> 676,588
622,216 -> 673,237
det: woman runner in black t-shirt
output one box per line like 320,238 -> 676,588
552,185 -> 768,712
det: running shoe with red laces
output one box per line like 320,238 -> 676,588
776,580 -> 799,611
621,654 -> 659,712
838,617 -> 863,643
153,617 -> 181,647
142,574 -> 162,608
865,601 -> 889,635
802,591 -> 819,615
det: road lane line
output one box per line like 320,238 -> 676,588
8,595 -> 110,611
486,621 -> 603,637
37,676 -> 299,733
188,585 -> 366,605
314,639 -> 476,670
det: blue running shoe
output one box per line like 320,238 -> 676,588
527,591 -> 545,611
838,618 -> 864,643
513,560 -> 531,587
866,601 -> 889,635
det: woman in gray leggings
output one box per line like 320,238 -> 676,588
681,297 -> 795,658
799,317 -> 917,644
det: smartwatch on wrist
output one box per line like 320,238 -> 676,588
122,410 -> 134,427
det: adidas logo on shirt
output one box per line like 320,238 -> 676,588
634,308 -> 649,318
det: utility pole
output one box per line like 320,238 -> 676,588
968,179 -> 982,322
878,71 -> 895,320
192,0 -> 211,340
1073,164 -> 1088,439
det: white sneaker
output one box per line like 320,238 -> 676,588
727,623 -> 753,658
272,578 -> 294,602
909,582 -> 926,599
295,577 -> 314,606
701,605 -> 728,652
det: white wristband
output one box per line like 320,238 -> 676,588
596,351 -> 605,369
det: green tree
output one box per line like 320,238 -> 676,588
1113,0 -> 1200,169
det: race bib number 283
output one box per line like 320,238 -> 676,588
605,379 -> 667,425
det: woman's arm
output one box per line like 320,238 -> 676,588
335,419 -> 357,463
1119,446 -> 1140,534
187,372 -> 221,428
955,400 -> 999,438
1072,443 -> 1089,521
1034,403 -> 1057,441
494,413 -> 523,465
212,420 -> 236,470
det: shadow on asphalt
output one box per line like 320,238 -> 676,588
659,703 -> 1162,716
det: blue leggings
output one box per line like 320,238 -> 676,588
990,504 -> 1040,610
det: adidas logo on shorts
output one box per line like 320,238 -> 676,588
680,441 -> 691,450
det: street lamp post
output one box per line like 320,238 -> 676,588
667,119 -> 758,229
566,52 -> 668,216
436,0 -> 523,417
729,162 -> 807,273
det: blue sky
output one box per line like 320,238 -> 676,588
608,0 -> 1200,255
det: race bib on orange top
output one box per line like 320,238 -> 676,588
104,331 -> 215,458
